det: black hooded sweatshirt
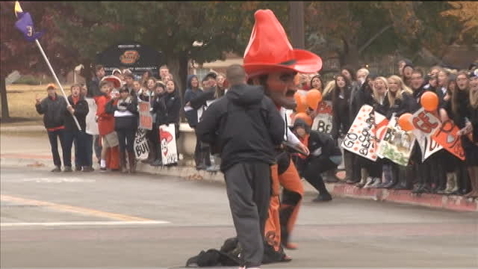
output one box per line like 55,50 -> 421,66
196,84 -> 285,172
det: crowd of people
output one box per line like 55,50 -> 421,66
35,59 -> 478,199
289,61 -> 478,198
32,8 -> 478,269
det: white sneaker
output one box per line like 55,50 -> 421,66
363,177 -> 375,188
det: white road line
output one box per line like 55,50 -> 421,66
1,220 -> 170,227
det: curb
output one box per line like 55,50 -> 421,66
2,155 -> 477,212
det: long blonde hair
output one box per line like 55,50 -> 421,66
470,77 -> 478,109
387,75 -> 412,107
373,76 -> 389,104
322,80 -> 335,98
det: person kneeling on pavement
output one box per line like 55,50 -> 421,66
291,119 -> 342,202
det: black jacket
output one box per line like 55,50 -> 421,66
306,131 -> 342,160
196,84 -> 285,172
153,90 -> 181,136
410,83 -> 438,113
331,86 -> 353,140
36,94 -> 67,129
106,97 -> 139,130
184,75 -> 205,128
64,95 -> 89,131
350,79 -> 374,120
87,77 -> 102,98
381,92 -> 413,119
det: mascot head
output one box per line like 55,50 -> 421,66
243,9 -> 322,109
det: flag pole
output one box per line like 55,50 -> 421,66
34,39 -> 82,131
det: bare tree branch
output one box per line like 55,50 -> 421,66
359,24 -> 392,54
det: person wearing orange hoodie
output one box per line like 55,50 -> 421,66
96,80 -> 120,171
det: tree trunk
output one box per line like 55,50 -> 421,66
340,37 -> 360,69
167,53 -> 189,122
0,74 -> 10,120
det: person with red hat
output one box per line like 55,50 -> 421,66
243,9 -> 322,256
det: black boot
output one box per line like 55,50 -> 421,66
119,151 -> 127,173
128,151 -> 136,173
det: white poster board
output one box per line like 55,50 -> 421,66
134,128 -> 150,160
410,108 -> 442,161
312,101 -> 333,134
377,116 -> 416,166
341,105 -> 389,161
159,124 -> 178,165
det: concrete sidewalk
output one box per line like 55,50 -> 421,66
1,133 -> 477,212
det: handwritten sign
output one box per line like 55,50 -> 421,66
341,105 -> 388,161
134,128 -> 150,160
411,108 -> 442,161
377,116 -> 416,166
312,101 -> 333,134
432,119 -> 465,160
159,124 -> 178,165
138,101 -> 152,130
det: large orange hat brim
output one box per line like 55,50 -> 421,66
244,49 -> 323,77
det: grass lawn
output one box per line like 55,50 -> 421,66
2,84 -> 72,121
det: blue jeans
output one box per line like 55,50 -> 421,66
47,129 -> 67,167
63,130 -> 87,167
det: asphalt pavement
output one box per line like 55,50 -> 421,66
1,165 -> 478,268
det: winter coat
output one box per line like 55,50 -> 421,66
36,93 -> 67,130
64,95 -> 89,132
331,86 -> 353,140
106,96 -> 139,131
196,84 -> 285,172
153,90 -> 181,136
96,95 -> 115,136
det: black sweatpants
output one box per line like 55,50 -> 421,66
294,155 -> 337,196
224,162 -> 271,268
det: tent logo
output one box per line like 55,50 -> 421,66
120,50 -> 140,65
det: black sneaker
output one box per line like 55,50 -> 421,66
82,166 -> 95,172
312,194 -> 332,202
63,166 -> 73,172
51,166 -> 61,172
100,167 -> 107,172
75,166 -> 82,172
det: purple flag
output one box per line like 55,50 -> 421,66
15,12 -> 44,42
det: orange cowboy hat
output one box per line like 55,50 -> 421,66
243,9 -> 323,78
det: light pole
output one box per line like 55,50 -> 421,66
289,1 -> 305,49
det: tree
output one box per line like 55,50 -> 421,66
0,1 -> 80,120
441,1 -> 478,43
304,1 -> 474,70
54,2 -> 288,100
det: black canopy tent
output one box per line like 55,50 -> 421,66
96,41 -> 164,79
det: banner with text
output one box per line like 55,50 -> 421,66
432,119 -> 466,160
138,101 -> 153,130
341,105 -> 389,161
377,116 -> 416,166
134,128 -> 150,160
410,108 -> 442,161
312,101 -> 333,134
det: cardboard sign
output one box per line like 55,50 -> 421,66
134,128 -> 150,160
312,101 -> 333,134
138,101 -> 153,130
432,119 -> 466,160
410,108 -> 442,161
342,105 -> 388,161
159,124 -> 178,165
377,116 -> 416,166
